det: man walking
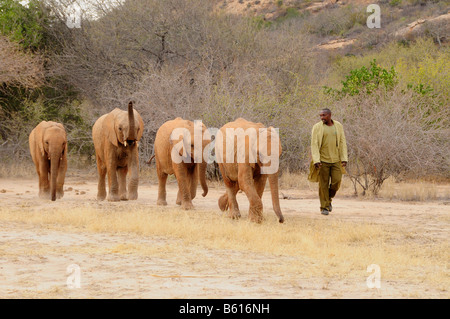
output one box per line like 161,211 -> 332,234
309,108 -> 348,215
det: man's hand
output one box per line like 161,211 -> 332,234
341,161 -> 347,167
314,162 -> 321,169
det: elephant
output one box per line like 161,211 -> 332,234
29,121 -> 68,201
92,101 -> 144,201
153,117 -> 210,210
215,118 -> 284,223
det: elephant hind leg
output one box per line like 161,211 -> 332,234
224,182 -> 241,219
177,187 -> 194,210
156,170 -> 168,206
239,171 -> 263,223
254,174 -> 268,199
174,165 -> 194,210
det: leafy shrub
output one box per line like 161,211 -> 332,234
0,0 -> 47,51
324,59 -> 397,97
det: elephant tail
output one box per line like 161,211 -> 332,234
146,154 -> 156,165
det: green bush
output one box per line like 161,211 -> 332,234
326,39 -> 449,102
324,59 -> 397,97
0,0 -> 47,51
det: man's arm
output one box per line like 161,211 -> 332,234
311,124 -> 321,166
339,123 -> 348,164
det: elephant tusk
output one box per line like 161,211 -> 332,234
124,141 -> 128,147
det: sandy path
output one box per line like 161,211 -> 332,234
0,175 -> 449,299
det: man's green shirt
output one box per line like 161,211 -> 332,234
320,124 -> 340,163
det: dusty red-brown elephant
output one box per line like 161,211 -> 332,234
29,121 -> 68,201
215,118 -> 284,223
92,101 -> 144,201
153,117 -> 210,210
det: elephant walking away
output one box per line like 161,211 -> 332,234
215,118 -> 284,223
92,101 -> 144,201
29,121 -> 68,201
153,117 -> 210,210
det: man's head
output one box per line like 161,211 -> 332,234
319,108 -> 332,124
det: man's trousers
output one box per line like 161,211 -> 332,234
318,162 -> 342,211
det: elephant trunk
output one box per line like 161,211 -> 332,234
50,153 -> 60,201
127,101 -> 136,141
268,172 -> 284,223
198,161 -> 208,197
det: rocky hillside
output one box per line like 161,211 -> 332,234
216,0 -> 449,51
217,0 -> 374,19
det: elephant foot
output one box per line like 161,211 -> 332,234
228,210 -> 241,220
56,191 -> 64,199
249,214 -> 264,224
127,191 -> 138,201
249,208 -> 264,224
107,194 -> 120,202
120,193 -> 128,201
39,192 -> 51,200
157,199 -> 167,206
97,189 -> 107,201
181,201 -> 194,210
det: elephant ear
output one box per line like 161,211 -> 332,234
104,112 -> 119,147
258,126 -> 281,167
268,126 -> 282,155
38,122 -> 47,157
136,113 -> 144,141
37,130 -> 45,158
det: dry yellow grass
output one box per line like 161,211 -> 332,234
378,178 -> 447,201
0,204 -> 448,288
0,161 -> 35,178
279,170 -> 449,201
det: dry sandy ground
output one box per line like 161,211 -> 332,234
0,172 -> 449,299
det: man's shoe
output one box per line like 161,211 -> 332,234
327,204 -> 332,212
321,209 -> 329,215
